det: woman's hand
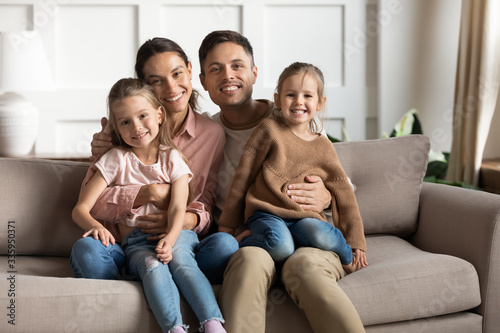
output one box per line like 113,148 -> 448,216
218,225 -> 235,235
82,225 -> 115,247
134,183 -> 171,209
287,175 -> 331,213
90,117 -> 113,162
137,213 -> 168,240
138,212 -> 198,240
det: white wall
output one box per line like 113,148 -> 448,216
378,0 -> 462,153
0,0 -> 463,157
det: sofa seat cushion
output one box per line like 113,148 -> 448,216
0,256 -> 313,333
339,236 -> 481,326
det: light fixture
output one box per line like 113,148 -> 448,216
0,30 -> 55,157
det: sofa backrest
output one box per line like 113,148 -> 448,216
334,135 -> 430,236
0,158 -> 88,257
0,135 -> 430,257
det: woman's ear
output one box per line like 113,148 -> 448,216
274,93 -> 281,109
187,61 -> 193,80
157,106 -> 164,125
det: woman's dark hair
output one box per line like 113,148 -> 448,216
135,37 -> 199,111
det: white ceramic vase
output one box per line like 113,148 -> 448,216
0,92 -> 39,157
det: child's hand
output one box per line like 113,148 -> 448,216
218,225 -> 235,235
156,238 -> 173,264
82,225 -> 115,247
353,249 -> 368,268
343,249 -> 368,274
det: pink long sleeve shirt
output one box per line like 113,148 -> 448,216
86,106 -> 226,241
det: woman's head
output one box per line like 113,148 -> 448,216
274,62 -> 326,133
135,37 -> 199,112
107,78 -> 175,150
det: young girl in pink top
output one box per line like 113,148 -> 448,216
72,78 -> 226,333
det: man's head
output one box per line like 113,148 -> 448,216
198,30 -> 257,109
198,30 -> 254,76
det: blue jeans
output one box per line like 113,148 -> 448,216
70,230 -> 238,284
70,236 -> 126,280
240,210 -> 353,265
70,230 -> 238,332
122,229 -> 223,332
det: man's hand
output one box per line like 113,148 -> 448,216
90,117 -> 113,162
287,175 -> 331,213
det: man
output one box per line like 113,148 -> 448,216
197,30 -> 365,333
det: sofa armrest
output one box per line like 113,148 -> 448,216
411,182 -> 500,332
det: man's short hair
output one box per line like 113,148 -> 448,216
198,30 -> 255,76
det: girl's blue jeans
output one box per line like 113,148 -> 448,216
70,230 -> 237,283
240,210 -> 353,265
70,230 -> 238,332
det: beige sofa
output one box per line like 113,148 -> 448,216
1,135 -> 499,333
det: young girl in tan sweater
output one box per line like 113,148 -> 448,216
219,62 -> 367,273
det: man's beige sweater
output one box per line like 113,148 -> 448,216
219,117 -> 366,251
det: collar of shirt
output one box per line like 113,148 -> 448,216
173,105 -> 197,142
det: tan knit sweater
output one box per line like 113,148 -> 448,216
219,117 -> 366,251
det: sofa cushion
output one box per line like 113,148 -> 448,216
0,158 -> 88,256
339,235 -> 481,326
0,256 -> 314,333
334,135 -> 430,236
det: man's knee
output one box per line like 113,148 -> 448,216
225,247 -> 275,279
282,247 -> 343,291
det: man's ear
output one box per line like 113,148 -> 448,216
274,93 -> 280,109
199,73 -> 207,91
252,66 -> 258,84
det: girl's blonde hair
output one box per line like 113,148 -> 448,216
273,62 -> 326,134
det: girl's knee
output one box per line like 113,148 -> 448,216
71,236 -> 101,256
267,242 -> 294,263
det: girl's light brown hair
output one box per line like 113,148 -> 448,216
273,62 -> 326,134
107,78 -> 194,204
107,78 -> 175,150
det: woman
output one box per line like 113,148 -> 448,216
70,38 -> 238,285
